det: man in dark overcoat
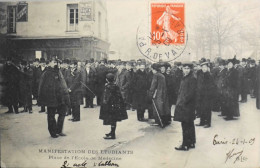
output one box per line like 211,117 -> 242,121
196,62 -> 215,128
18,60 -> 33,113
96,59 -> 109,105
32,58 -> 41,101
115,62 -> 131,109
38,58 -> 47,112
66,60 -> 83,121
149,63 -> 171,127
174,62 -> 196,151
239,58 -> 249,103
38,58 -> 70,138
132,63 -> 149,121
221,59 -> 240,120
82,60 -> 96,108
2,57 -> 20,114
172,62 -> 183,105
248,60 -> 257,98
256,63 -> 260,109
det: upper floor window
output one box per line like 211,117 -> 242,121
7,6 -> 16,33
67,4 -> 78,31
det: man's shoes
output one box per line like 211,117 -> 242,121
195,123 -> 204,126
51,135 -> 59,138
90,105 -> 94,108
5,111 -> 13,114
68,118 -> 74,121
204,125 -> 211,128
58,133 -> 67,136
39,110 -> 45,113
29,110 -> 33,114
103,134 -> 116,140
175,145 -> 189,151
72,119 -> 80,122
224,117 -> 233,120
105,132 -> 112,137
83,106 -> 88,108
15,112 -> 19,114
218,114 -> 225,117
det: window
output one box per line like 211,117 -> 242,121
67,4 -> 78,31
7,6 -> 16,33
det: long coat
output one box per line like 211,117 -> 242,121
99,82 -> 128,125
256,65 -> 260,109
38,67 -> 70,107
174,72 -> 197,122
172,68 -> 183,104
221,68 -> 240,117
66,68 -> 83,106
19,67 -> 33,107
196,71 -> 215,116
32,66 -> 42,99
115,69 -> 131,102
96,64 -> 108,97
132,69 -> 149,108
149,72 -> 171,118
163,73 -> 175,106
2,63 -> 20,106
81,67 -> 96,98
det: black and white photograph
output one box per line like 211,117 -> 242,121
0,0 -> 260,168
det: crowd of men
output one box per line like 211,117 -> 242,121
1,55 -> 260,145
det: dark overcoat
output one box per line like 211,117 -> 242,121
66,68 -> 83,106
2,63 -> 20,106
174,72 -> 197,122
172,68 -> 183,104
196,71 -> 214,115
38,67 -> 70,107
32,66 -> 42,99
163,73 -> 175,106
132,69 -> 149,108
221,68 -> 240,117
115,69 -> 131,102
99,82 -> 128,125
96,65 -> 108,97
81,67 -> 96,98
256,65 -> 260,109
149,72 -> 171,118
19,67 -> 33,107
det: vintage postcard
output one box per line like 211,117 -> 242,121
0,0 -> 260,168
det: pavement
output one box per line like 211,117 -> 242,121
0,97 -> 260,168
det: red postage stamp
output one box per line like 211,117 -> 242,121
150,3 -> 185,45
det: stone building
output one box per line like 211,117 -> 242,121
0,0 -> 110,61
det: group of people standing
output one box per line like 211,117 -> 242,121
1,55 -> 260,150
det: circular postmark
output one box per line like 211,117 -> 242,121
136,3 -> 188,63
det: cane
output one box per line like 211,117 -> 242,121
80,81 -> 96,97
152,99 -> 164,128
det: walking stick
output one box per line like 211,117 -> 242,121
80,81 -> 96,97
152,99 -> 164,128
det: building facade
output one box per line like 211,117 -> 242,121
0,0 -> 110,61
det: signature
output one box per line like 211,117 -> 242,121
61,160 -> 119,168
61,160 -> 88,168
225,148 -> 248,164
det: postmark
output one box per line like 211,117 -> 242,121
137,2 -> 187,62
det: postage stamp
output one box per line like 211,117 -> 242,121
137,2 -> 187,62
